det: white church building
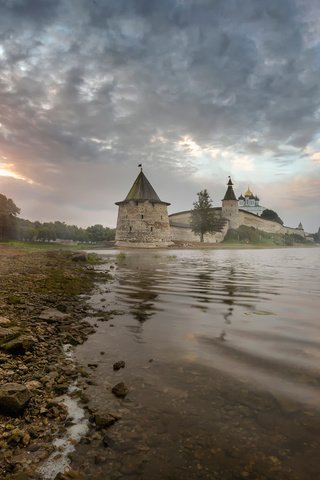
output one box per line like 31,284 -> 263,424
238,187 -> 265,216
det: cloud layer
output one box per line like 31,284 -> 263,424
0,0 -> 319,230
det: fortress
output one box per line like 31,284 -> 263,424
115,169 -> 305,248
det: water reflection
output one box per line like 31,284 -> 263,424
76,248 -> 320,480
105,249 -> 320,395
116,253 -> 164,324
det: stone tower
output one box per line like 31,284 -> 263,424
221,177 -> 240,229
115,168 -> 173,248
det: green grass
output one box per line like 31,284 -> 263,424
223,226 -> 307,246
0,241 -> 94,251
116,252 -> 127,263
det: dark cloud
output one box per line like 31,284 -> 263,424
1,0 -> 318,154
0,0 -> 60,22
0,0 -> 320,230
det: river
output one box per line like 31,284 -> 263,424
72,247 -> 320,480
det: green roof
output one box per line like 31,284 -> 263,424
116,170 -> 170,205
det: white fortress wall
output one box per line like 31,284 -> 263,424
169,209 -> 229,243
239,211 -> 305,237
170,225 -> 226,243
169,210 -> 193,225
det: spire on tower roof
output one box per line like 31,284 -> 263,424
223,176 -> 237,201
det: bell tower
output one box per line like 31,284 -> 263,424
221,177 -> 240,229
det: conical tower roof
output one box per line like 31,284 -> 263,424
223,177 -> 237,201
116,170 -> 170,205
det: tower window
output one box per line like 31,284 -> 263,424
141,214 -> 144,219
129,226 -> 132,232
150,227 -> 153,232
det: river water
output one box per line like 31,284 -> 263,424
73,247 -> 320,480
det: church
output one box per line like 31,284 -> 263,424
238,188 -> 265,216
115,169 -> 304,247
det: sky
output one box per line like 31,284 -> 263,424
0,0 -> 320,232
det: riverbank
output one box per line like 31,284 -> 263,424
1,245 -> 320,480
0,246 -> 112,479
168,240 -> 316,249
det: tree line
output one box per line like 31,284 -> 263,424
0,194 -> 115,243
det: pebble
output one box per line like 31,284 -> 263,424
0,250 -> 109,479
113,360 -> 125,371
112,382 -> 129,398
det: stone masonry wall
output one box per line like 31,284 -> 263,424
115,200 -> 173,247
169,208 -> 304,244
239,211 -> 305,237
169,208 -> 222,226
221,200 -> 240,229
170,224 -> 228,243
116,203 -> 304,248
169,209 -> 229,243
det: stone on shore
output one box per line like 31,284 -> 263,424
94,413 -> 119,428
111,382 -> 129,398
0,383 -> 31,416
39,308 -> 70,322
0,316 -> 11,325
71,252 -> 88,262
0,326 -> 20,343
1,335 -> 37,354
113,360 -> 125,371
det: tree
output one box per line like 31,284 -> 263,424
86,224 -> 115,242
261,209 -> 283,225
0,194 -> 20,241
314,227 -> 320,244
191,189 -> 216,242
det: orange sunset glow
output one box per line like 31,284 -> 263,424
0,163 -> 33,184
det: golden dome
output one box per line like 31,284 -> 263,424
244,186 -> 253,197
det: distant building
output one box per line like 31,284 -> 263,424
221,177 -> 240,229
114,170 -> 305,247
115,168 -> 173,248
238,187 -> 265,216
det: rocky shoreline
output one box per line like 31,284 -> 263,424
0,247 -> 112,480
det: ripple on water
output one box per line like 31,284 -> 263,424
71,248 -> 320,479
87,248 -> 320,406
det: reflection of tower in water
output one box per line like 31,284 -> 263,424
116,253 -> 168,325
223,267 -> 236,325
219,265 -> 262,340
194,271 -> 214,312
